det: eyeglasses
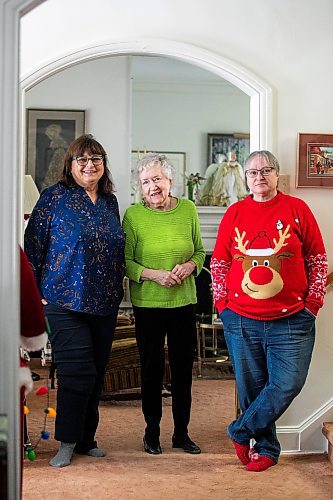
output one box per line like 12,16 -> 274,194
245,167 -> 276,178
72,155 -> 104,166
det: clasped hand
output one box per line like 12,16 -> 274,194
154,262 -> 195,288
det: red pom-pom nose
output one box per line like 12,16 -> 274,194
36,385 -> 49,396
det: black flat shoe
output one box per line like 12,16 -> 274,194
172,434 -> 201,454
143,436 -> 162,455
31,371 -> 40,381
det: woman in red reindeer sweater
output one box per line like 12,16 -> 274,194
211,151 -> 328,472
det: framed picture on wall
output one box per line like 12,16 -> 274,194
207,133 -> 250,169
26,109 -> 85,191
296,133 -> 333,188
131,150 -> 186,201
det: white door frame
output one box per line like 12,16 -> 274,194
0,1 -> 272,496
0,1 -> 47,497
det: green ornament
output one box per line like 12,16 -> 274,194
27,449 -> 36,461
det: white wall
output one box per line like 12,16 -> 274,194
20,0 -> 333,451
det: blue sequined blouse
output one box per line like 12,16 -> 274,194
24,183 -> 125,316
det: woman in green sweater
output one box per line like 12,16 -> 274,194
123,153 -> 205,455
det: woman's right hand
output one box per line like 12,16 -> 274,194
154,269 -> 182,288
141,268 -> 182,288
41,299 -> 48,305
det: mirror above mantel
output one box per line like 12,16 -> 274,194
23,46 -> 271,216
131,55 -> 250,248
131,55 -> 251,185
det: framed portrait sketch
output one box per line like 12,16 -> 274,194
26,109 -> 85,191
131,150 -> 186,202
296,133 -> 333,188
207,133 -> 250,169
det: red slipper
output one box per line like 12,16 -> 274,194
246,455 -> 276,472
231,440 -> 250,465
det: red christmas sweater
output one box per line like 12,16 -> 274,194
20,248 -> 47,393
211,192 -> 328,320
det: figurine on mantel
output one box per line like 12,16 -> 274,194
200,151 -> 248,206
186,172 -> 206,204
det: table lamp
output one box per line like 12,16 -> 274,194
24,175 -> 39,221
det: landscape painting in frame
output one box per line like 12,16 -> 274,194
297,133 -> 333,188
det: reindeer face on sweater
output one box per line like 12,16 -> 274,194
233,226 -> 293,299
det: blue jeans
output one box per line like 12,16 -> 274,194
220,308 -> 316,462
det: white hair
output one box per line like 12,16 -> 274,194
134,153 -> 175,188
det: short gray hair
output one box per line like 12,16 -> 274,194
134,152 -> 175,187
245,150 -> 280,174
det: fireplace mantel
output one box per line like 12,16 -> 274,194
196,206 -> 227,253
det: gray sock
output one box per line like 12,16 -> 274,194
85,447 -> 107,457
49,442 -> 76,468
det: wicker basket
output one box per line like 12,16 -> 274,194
102,336 -> 171,395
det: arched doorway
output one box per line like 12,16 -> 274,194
21,38 -> 272,151
0,2 -> 272,496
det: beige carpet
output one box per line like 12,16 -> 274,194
23,370 -> 333,499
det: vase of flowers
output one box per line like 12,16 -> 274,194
186,172 -> 206,203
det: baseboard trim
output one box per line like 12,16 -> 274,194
277,397 -> 333,453
280,450 -> 326,456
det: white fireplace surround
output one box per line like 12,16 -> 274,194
196,206 -> 226,253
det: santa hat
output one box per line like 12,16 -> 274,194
247,231 -> 275,256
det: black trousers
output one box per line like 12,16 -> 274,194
133,304 -> 197,438
44,303 -> 118,452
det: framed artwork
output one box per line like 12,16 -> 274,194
131,150 -> 186,201
26,109 -> 85,191
278,174 -> 290,194
296,133 -> 333,188
207,133 -> 250,169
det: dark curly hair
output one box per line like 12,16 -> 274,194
60,134 -> 114,195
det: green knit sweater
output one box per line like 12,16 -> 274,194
122,198 -> 205,308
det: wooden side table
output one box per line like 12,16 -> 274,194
196,322 -> 240,418
196,322 -> 226,377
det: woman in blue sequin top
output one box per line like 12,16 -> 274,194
25,134 -> 125,468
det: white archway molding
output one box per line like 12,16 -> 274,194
20,38 -> 273,152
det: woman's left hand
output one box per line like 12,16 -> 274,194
172,261 -> 196,281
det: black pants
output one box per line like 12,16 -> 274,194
133,304 -> 197,439
44,303 -> 118,452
